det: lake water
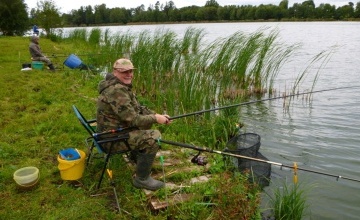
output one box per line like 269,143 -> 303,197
64,22 -> 360,219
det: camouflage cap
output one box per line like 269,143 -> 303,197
113,58 -> 136,72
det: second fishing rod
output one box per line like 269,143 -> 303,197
159,139 -> 360,183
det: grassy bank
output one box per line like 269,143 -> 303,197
0,35 -> 262,219
0,27 -> 313,219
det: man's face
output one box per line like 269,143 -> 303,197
115,69 -> 134,85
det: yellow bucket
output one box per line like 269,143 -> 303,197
57,149 -> 86,180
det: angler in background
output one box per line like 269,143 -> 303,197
29,35 -> 55,72
96,58 -> 172,191
33,24 -> 39,36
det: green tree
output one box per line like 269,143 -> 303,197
85,6 -> 94,25
179,6 -> 199,21
316,3 -> 336,19
237,5 -> 256,20
255,4 -> 276,20
32,0 -> 62,37
109,7 -> 128,24
278,0 -> 289,18
0,0 -> 29,36
71,7 -> 85,26
336,2 -> 354,19
279,0 -> 288,10
205,0 -> 220,7
132,5 -> 146,22
228,6 -> 238,20
163,1 -> 176,20
153,1 -> 163,22
196,6 -> 218,21
94,4 -> 110,24
289,0 -> 316,19
217,6 -> 231,20
61,13 -> 72,26
168,8 -> 181,22
302,0 -> 316,18
146,4 -> 155,22
289,3 -> 304,19
355,2 -> 360,18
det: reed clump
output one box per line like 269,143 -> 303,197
266,181 -> 310,220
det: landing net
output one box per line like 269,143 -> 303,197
224,133 -> 271,188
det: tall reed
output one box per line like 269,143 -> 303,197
87,28 -> 101,46
67,29 -> 87,40
266,182 -> 310,220
62,27 -> 305,148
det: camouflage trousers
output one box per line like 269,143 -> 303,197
101,129 -> 161,154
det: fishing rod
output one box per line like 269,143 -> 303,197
169,86 -> 359,120
159,139 -> 360,183
47,52 -> 123,58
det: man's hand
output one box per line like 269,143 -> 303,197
155,114 -> 172,124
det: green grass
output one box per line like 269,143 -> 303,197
0,35 -> 262,219
0,27 -> 326,219
266,181 -> 311,220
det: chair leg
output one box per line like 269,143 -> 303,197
86,143 -> 95,166
97,153 -> 111,189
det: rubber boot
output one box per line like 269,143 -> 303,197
129,150 -> 138,163
132,152 -> 164,191
48,64 -> 55,72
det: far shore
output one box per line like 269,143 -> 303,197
61,18 -> 360,28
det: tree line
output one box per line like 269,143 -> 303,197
62,0 -> 360,26
1,0 -> 360,36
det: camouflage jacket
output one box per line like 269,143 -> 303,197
96,73 -> 156,133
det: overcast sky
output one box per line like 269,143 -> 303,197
24,0 -> 351,14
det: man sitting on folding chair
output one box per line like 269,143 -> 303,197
96,58 -> 172,191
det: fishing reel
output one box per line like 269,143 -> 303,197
191,151 -> 207,166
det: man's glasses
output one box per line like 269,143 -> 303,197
116,69 -> 133,74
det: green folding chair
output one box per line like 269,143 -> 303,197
72,105 -> 132,189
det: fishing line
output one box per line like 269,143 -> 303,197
159,139 -> 360,183
169,86 -> 360,120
